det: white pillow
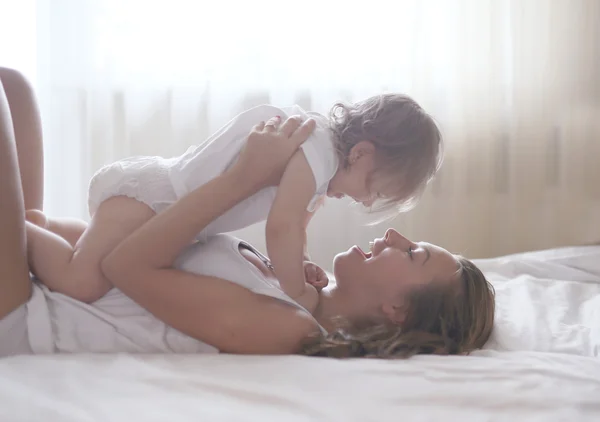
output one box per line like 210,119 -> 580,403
474,246 -> 600,357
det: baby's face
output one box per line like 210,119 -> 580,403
329,169 -> 402,210
327,147 -> 382,207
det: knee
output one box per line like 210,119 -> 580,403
0,67 -> 28,83
0,67 -> 34,96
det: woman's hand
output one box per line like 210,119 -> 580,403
229,115 -> 316,190
102,113 -> 317,280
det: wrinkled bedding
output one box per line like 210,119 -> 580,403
1,244 -> 599,421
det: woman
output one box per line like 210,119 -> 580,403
0,67 -> 495,358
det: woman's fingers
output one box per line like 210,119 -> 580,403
231,113 -> 316,190
263,115 -> 281,132
289,118 -> 316,149
252,121 -> 266,132
279,115 -> 303,137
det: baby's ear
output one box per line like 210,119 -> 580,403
348,141 -> 375,163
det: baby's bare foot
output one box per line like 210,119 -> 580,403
25,209 -> 48,228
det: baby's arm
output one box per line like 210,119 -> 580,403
302,195 -> 324,261
266,150 -> 317,304
302,211 -> 313,261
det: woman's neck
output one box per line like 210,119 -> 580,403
314,284 -> 360,333
239,246 -> 361,332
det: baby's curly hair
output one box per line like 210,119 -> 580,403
329,94 -> 443,212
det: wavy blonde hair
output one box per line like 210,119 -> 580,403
329,93 -> 443,213
300,257 -> 495,358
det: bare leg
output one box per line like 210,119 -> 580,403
0,68 -> 41,319
26,209 -> 87,247
27,196 -> 155,303
47,218 -> 88,247
1,69 -> 43,211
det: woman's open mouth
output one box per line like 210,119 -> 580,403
352,245 -> 371,259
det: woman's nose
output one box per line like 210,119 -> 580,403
385,228 -> 410,243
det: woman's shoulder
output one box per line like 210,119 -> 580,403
230,291 -> 322,354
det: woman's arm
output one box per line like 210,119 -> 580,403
104,168 -> 259,274
102,117 -> 318,353
107,265 -> 317,354
103,117 -> 314,273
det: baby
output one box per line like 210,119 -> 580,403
26,94 -> 442,312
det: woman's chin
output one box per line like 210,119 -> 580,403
332,251 -> 352,286
323,274 -> 336,290
331,252 -> 345,272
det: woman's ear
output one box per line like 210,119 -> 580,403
381,302 -> 408,325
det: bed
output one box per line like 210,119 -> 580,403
1,244 -> 599,421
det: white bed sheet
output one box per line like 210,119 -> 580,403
1,351 -> 599,422
1,244 -> 599,421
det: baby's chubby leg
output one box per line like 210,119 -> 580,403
27,196 -> 155,303
26,209 -> 88,247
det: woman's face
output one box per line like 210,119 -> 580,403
332,229 -> 459,321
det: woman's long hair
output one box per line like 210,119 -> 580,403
300,257 -> 495,358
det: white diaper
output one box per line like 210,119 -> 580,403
88,156 -> 179,216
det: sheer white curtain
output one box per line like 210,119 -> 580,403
3,0 -> 599,269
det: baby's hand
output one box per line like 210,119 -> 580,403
304,261 -> 329,291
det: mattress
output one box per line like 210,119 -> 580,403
1,244 -> 599,421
